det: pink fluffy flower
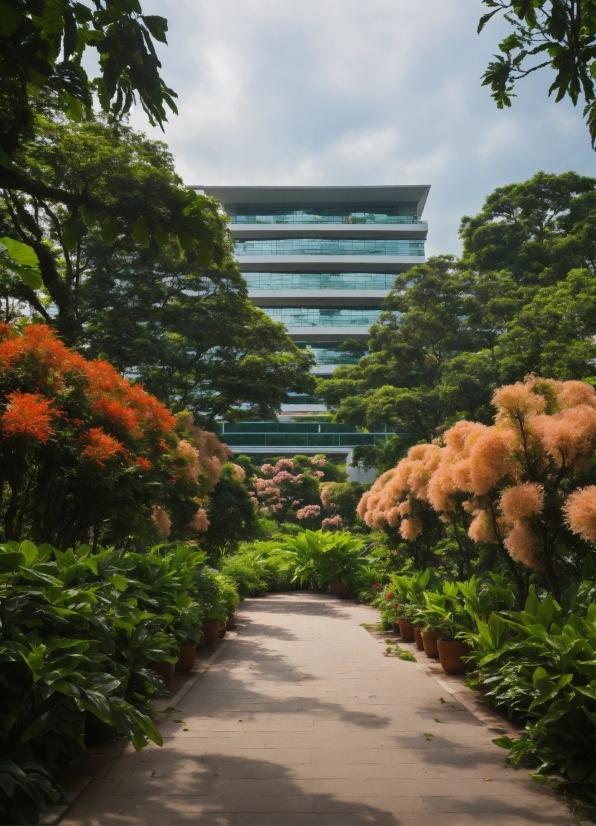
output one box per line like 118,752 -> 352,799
563,486 -> 596,542
296,504 -> 321,520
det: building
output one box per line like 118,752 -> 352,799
194,185 -> 430,476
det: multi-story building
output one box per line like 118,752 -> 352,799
194,185 -> 430,475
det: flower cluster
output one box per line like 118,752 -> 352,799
0,324 -> 229,546
358,378 -> 596,581
251,455 -> 329,525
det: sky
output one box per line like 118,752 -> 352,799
129,1 -> 595,255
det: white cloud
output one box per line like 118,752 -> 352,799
130,0 -> 595,254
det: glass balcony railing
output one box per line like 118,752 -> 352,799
244,272 -> 396,290
265,308 -> 381,327
306,347 -> 363,365
235,238 -> 424,257
220,432 -> 390,447
222,422 -> 364,433
231,210 -> 418,225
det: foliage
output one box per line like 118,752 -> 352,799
320,481 -> 369,529
251,455 -> 340,526
220,541 -> 296,597
0,323 -> 227,547
358,377 -> 596,601
0,534 -> 242,824
0,114 -> 313,418
285,529 -> 366,589
203,463 -> 258,558
464,580 -> 596,806
478,0 -> 596,146
317,173 -> 596,471
0,0 -> 176,168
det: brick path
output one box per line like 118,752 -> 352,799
60,592 -> 575,825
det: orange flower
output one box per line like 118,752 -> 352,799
135,457 -> 152,472
80,428 -> 124,465
1,391 -> 56,443
91,398 -> 141,435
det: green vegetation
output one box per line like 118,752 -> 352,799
317,172 -> 596,471
478,1 -> 596,146
0,539 -> 238,824
372,565 -> 596,810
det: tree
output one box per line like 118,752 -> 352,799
0,114 -> 314,418
1,1 -> 176,164
460,171 -> 595,284
359,377 -> 596,600
0,113 -> 233,344
478,0 -> 596,146
0,324 -> 227,548
318,173 -> 596,470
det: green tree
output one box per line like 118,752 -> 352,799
0,114 -> 314,420
1,0 -> 176,163
478,0 -> 596,146
460,171 -> 595,284
318,172 -> 596,469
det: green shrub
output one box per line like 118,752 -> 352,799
464,586 -> 596,807
284,530 -> 366,589
220,542 -> 295,597
0,539 -> 241,824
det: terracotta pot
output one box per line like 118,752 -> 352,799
398,618 -> 415,642
202,620 -> 220,646
148,659 -> 175,686
226,614 -> 237,630
217,622 -> 227,639
175,642 -> 197,672
85,714 -> 119,745
437,639 -> 470,674
392,621 -> 401,636
413,626 -> 424,650
330,580 -> 352,598
421,630 -> 440,658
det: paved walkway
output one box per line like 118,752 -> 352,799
60,593 -> 575,825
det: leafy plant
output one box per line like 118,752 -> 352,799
464,585 -> 596,805
285,530 -> 366,589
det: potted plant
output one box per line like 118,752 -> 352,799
287,530 -> 365,597
415,586 -> 470,673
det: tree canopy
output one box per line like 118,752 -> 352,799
317,171 -> 596,469
479,0 -> 596,146
0,113 -> 314,422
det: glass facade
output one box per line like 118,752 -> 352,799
231,208 -> 417,225
265,308 -> 380,327
303,346 -> 363,365
244,272 -> 396,290
235,238 -> 424,257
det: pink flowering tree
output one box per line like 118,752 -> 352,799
359,377 -> 596,600
251,454 -> 342,526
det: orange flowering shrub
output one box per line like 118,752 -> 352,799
0,324 -> 228,547
359,377 -> 596,598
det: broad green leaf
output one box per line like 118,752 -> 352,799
0,2 -> 21,36
109,573 -> 128,592
0,237 -> 43,288
19,540 -> 38,566
133,215 -> 150,246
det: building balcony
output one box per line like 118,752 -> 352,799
230,222 -> 428,240
237,255 -> 424,273
251,289 -> 388,308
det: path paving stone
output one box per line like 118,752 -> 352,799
60,592 -> 575,825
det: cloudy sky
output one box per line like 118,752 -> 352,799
130,1 -> 595,254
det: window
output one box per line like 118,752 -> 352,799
244,272 -> 396,290
265,308 -> 381,327
230,209 -> 417,225
236,238 -> 424,256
